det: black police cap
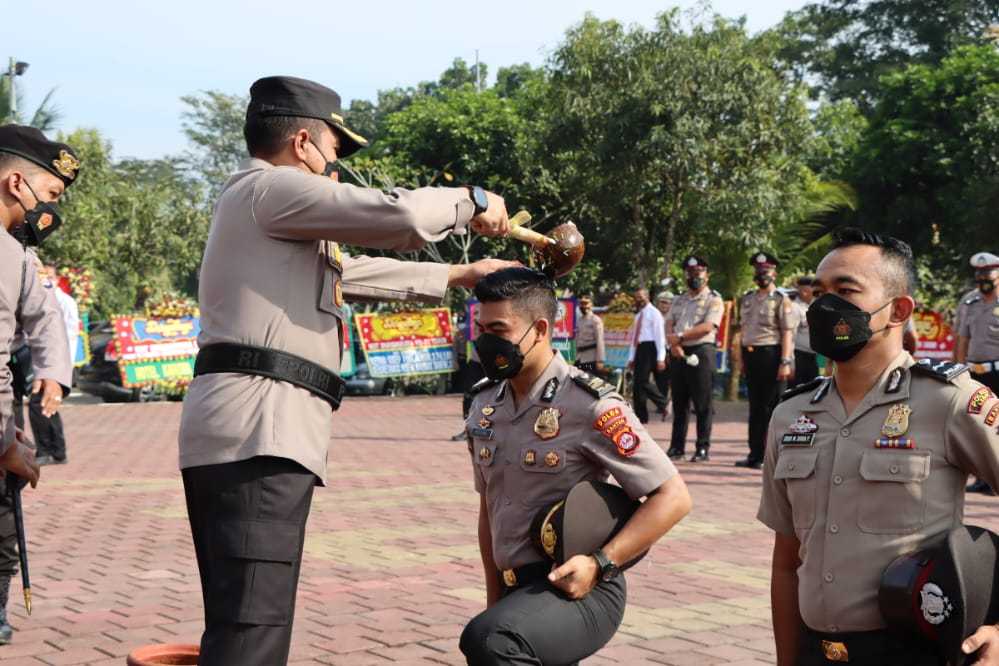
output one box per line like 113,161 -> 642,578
683,255 -> 709,270
531,480 -> 647,568
749,252 -> 780,269
0,124 -> 80,187
880,525 -> 999,665
247,76 -> 368,158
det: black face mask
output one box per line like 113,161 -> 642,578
686,276 -> 705,290
15,180 -> 62,246
807,293 -> 893,363
754,273 -> 774,288
474,321 -> 539,381
978,279 -> 996,294
309,140 -> 339,180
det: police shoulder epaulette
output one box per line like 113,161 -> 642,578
742,289 -> 755,298
778,377 -> 825,404
468,377 -> 500,396
711,289 -> 722,299
964,294 -> 982,305
911,359 -> 968,383
572,373 -> 616,399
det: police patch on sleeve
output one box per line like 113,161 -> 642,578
968,388 -> 994,415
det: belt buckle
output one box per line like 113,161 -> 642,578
747,346 -> 755,353
971,363 -> 988,374
821,640 -> 849,662
502,569 -> 517,587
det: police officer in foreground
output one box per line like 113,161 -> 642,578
0,125 -> 75,643
789,275 -> 819,388
758,228 -> 999,665
575,295 -> 605,375
460,267 -> 691,666
664,256 -> 723,462
178,76 -> 516,666
733,252 -> 796,468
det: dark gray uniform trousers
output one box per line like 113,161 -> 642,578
743,345 -> 786,462
460,574 -> 626,666
669,343 -> 715,453
183,455 -> 315,666
0,478 -> 17,578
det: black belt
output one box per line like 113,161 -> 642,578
743,344 -> 779,353
577,344 -> 597,352
498,561 -> 551,589
194,343 -> 345,410
803,628 -> 938,663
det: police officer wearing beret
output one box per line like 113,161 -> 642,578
0,125 -> 76,642
460,267 -> 691,666
178,76 -> 516,665
758,229 -> 999,665
733,252 -> 797,468
664,255 -> 724,462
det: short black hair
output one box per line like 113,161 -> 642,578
243,115 -> 330,158
474,267 -> 558,330
0,152 -> 43,176
797,275 -> 814,286
831,227 -> 917,297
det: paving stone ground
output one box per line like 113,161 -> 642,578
4,395 -> 999,665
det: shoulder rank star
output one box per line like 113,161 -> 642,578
881,403 -> 912,439
534,408 -> 560,440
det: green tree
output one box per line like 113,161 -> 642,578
180,91 -> 248,193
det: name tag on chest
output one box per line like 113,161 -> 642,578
470,427 -> 495,440
781,432 -> 815,447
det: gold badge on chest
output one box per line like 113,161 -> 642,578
534,407 -> 561,440
482,406 -> 495,416
881,403 -> 912,439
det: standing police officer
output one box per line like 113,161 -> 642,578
759,229 -> 999,665
460,267 -> 691,666
178,76 -> 515,666
0,125 -> 75,643
733,253 -> 796,469
575,295 -> 605,375
664,256 -> 724,462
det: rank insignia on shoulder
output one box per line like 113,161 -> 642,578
541,378 -> 559,403
912,359 -> 968,383
968,387 -> 995,415
469,377 -> 500,397
779,377 -> 825,404
875,437 -> 915,449
573,373 -> 615,399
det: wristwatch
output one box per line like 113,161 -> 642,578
780,357 -> 794,366
592,548 -> 620,582
465,185 -> 489,216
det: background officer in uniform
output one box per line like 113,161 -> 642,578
460,267 -> 691,666
789,275 -> 819,388
758,228 -> 999,666
626,288 -> 669,423
733,252 -> 796,468
664,256 -> 723,462
574,295 -> 605,375
0,125 -> 75,642
178,76 -> 516,666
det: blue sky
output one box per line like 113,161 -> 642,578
7,0 -> 806,160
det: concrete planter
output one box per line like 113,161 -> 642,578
126,644 -> 200,665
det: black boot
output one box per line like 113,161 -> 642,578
0,575 -> 12,644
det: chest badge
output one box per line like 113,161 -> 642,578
482,406 -> 495,416
524,450 -> 537,466
881,403 -> 912,438
789,415 -> 818,434
534,408 -> 561,440
479,417 -> 492,429
479,447 -> 493,462
544,450 -> 561,467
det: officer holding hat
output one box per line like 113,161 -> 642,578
733,251 -> 796,468
664,255 -> 724,462
758,228 -> 999,665
0,124 -> 76,641
459,267 -> 691,666
575,294 -> 605,375
179,75 -> 516,665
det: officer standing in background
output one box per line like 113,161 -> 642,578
733,252 -> 796,469
459,267 -> 692,666
0,125 -> 76,643
178,76 -> 516,666
627,289 -> 669,423
664,256 -> 724,462
956,252 -> 999,496
575,295 -> 605,375
788,275 -> 818,388
759,228 -> 999,666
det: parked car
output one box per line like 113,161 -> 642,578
76,321 -> 160,403
343,361 -> 402,397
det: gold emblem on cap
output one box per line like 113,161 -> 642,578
881,403 -> 912,439
482,406 -> 495,416
523,449 -> 536,466
544,450 -> 560,467
534,408 -> 560,440
52,150 -> 79,179
541,522 -> 557,557
479,446 -> 492,461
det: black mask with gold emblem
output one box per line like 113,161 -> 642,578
807,293 -> 893,363
15,180 -> 62,247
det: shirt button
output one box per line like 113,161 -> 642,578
840,428 -> 851,437
829,524 -> 839,534
824,571 -> 834,583
833,475 -> 843,485
890,464 -> 899,474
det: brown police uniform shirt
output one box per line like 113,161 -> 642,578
575,312 -> 605,364
666,288 -> 724,346
466,352 -> 677,571
178,158 -> 474,483
0,232 -> 70,452
959,293 -> 999,363
791,299 -> 814,354
757,352 -> 999,633
737,288 -> 796,348
10,248 -> 73,388
954,289 -> 979,337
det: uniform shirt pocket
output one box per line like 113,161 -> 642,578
518,446 -> 568,508
774,449 -> 819,529
857,449 -> 931,535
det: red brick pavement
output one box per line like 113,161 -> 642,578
4,396 -> 999,665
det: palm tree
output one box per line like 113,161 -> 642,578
0,78 -> 62,130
